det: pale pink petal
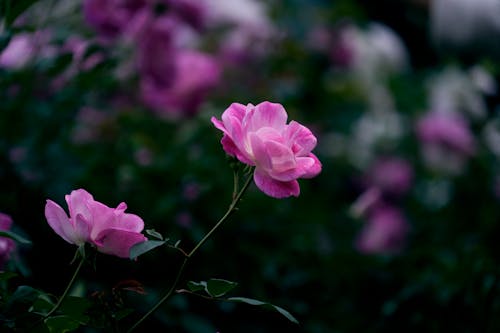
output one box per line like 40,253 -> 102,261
265,140 -> 296,172
89,201 -> 116,239
66,189 -> 93,222
223,102 -> 246,119
301,153 -> 322,178
253,169 -> 300,198
116,202 -> 127,212
269,156 -> 314,181
285,121 -> 317,155
73,214 -> 92,244
115,211 -> 144,233
93,228 -> 147,258
45,200 -> 76,244
249,132 -> 272,171
245,102 -> 287,133
221,135 -> 254,165
211,116 -> 229,135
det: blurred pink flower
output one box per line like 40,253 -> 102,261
365,157 -> 414,196
212,102 -> 322,198
83,0 -> 146,38
416,112 -> 476,155
141,49 -> 221,118
166,0 -> 207,30
0,213 -> 16,269
416,112 -> 476,174
0,33 -> 35,69
45,189 -> 146,258
355,206 -> 409,255
136,15 -> 177,86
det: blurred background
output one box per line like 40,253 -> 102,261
2,0 -> 500,331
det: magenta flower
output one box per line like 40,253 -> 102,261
0,213 -> 16,269
83,0 -> 146,38
211,102 -> 322,198
355,205 -> 409,255
416,112 -> 476,155
45,189 -> 147,258
416,111 -> 476,174
365,157 -> 413,196
141,50 -> 221,118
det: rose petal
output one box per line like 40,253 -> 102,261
253,169 -> 300,198
66,189 -> 93,223
45,200 -> 77,244
285,121 -> 317,155
245,101 -> 287,133
221,135 -> 254,165
93,228 -> 147,258
301,153 -> 322,178
269,156 -> 314,181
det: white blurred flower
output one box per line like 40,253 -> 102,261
431,0 -> 500,56
428,67 -> 491,120
337,22 -> 408,87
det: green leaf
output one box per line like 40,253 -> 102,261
129,240 -> 166,260
187,281 -> 207,293
227,297 -> 299,324
44,315 -> 81,333
206,279 -> 238,298
30,294 -> 55,316
59,296 -> 91,324
112,308 -> 134,321
0,271 -> 17,282
145,229 -> 164,240
6,285 -> 44,312
0,230 -> 31,244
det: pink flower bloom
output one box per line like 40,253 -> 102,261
83,0 -> 146,38
136,15 -> 177,87
0,34 -> 34,69
211,102 -> 322,198
45,189 -> 146,258
355,206 -> 409,255
141,50 -> 221,118
0,213 -> 16,269
365,157 -> 414,196
416,112 -> 476,155
416,112 -> 476,174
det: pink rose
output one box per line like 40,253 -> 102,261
211,102 -> 322,198
45,189 -> 146,258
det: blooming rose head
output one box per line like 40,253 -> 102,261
0,213 -> 16,269
211,102 -> 322,198
355,205 -> 409,255
45,189 -> 147,258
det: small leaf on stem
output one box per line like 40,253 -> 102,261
129,240 -> 166,260
187,281 -> 207,293
206,279 -> 238,298
145,229 -> 164,240
227,297 -> 299,324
